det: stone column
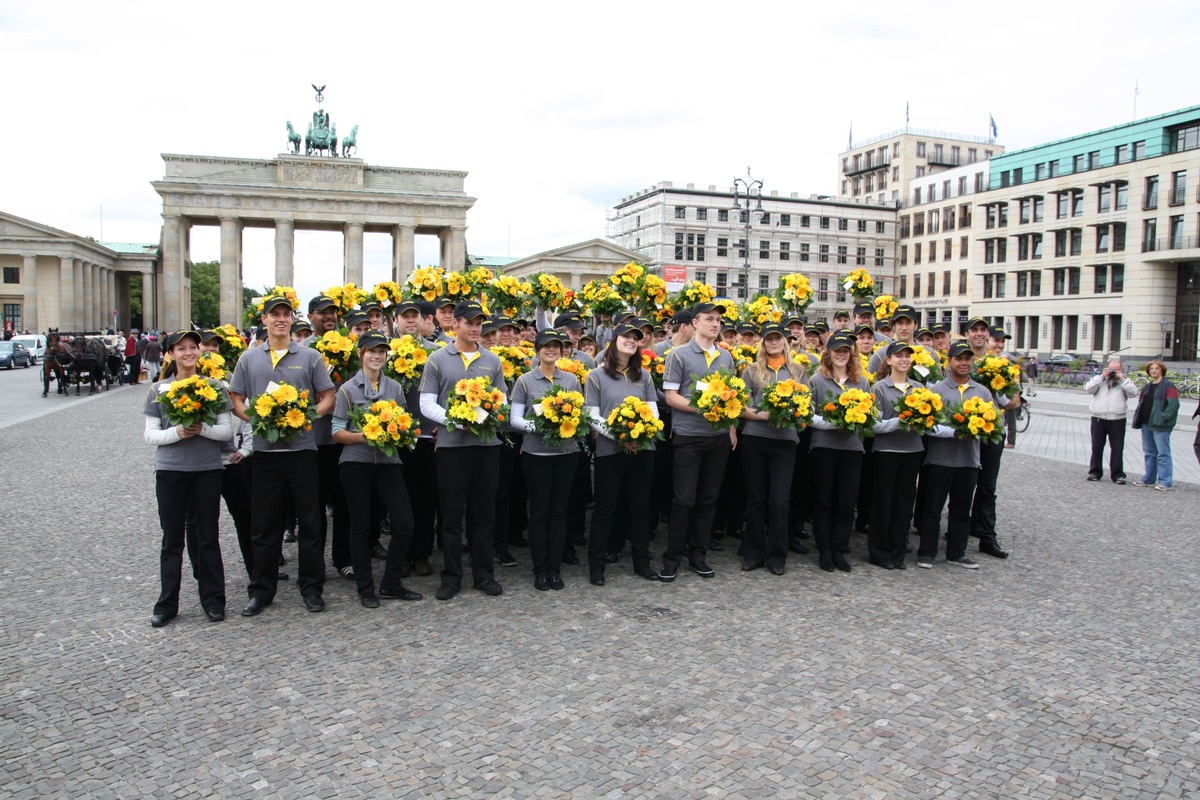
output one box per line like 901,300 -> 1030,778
117,273 -> 131,331
73,259 -> 85,331
274,218 -> 294,288
91,264 -> 102,330
161,215 -> 187,333
392,225 -> 415,284
219,217 -> 243,326
448,226 -> 467,272
22,255 -> 38,334
344,222 -> 364,286
103,269 -> 114,331
142,270 -> 156,331
81,262 -> 93,330
59,256 -> 74,331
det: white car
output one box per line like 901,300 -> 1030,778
10,334 -> 46,365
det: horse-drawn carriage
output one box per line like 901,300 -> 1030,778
42,331 -> 123,396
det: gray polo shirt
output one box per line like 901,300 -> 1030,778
925,377 -> 994,469
570,348 -> 596,370
405,338 -> 438,440
143,382 -> 230,472
585,364 -> 659,458
228,341 -> 334,453
809,373 -> 871,453
301,331 -> 339,446
663,339 -> 735,438
742,363 -> 807,444
418,343 -> 507,448
870,377 -> 925,454
333,370 -> 411,465
510,368 -> 582,456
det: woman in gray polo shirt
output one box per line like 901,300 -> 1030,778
509,329 -> 581,591
143,330 -> 234,628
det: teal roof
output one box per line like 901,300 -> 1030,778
469,255 -> 520,267
101,242 -> 159,255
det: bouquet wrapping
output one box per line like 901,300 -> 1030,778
842,268 -> 875,300
908,344 -> 944,384
893,387 -> 945,434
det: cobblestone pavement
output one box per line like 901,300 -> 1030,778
2,385 -> 1198,799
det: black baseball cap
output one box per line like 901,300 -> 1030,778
165,330 -> 202,349
692,301 -> 727,315
886,340 -> 915,357
394,300 -> 422,315
481,319 -> 500,336
360,300 -> 383,314
804,325 -> 821,335
611,322 -> 644,340
672,309 -> 695,326
988,326 -> 1012,340
495,316 -> 521,331
200,328 -> 222,342
630,316 -> 654,331
948,340 -> 974,358
853,323 -> 874,336
853,300 -> 875,316
892,304 -> 919,323
826,331 -> 855,350
553,312 -> 585,329
721,323 -> 738,334
783,316 -> 803,328
876,318 -> 893,330
579,332 -> 597,344
434,297 -> 456,309
262,295 -> 296,314
914,327 -> 933,340
308,295 -> 337,313
760,323 -> 787,339
833,309 -> 850,320
356,331 -> 390,351
453,301 -> 487,321
254,327 -> 268,341
345,311 -> 370,328
736,322 -> 760,335
535,329 -> 569,349
814,321 -> 830,333
290,321 -> 312,335
964,316 -> 990,332
930,322 -> 952,334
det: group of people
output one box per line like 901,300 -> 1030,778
146,291 -> 1037,627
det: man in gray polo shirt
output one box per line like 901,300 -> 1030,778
228,294 -> 335,617
660,301 -> 737,582
419,300 -> 507,601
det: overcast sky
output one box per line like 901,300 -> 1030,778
4,0 -> 1197,311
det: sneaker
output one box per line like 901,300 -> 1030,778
495,550 -> 517,567
474,579 -> 504,596
1115,477 -> 1127,485
689,560 -> 715,578
948,556 -> 980,569
338,566 -> 355,580
659,564 -> 678,582
1132,480 -> 1150,487
916,557 -> 934,569
1086,474 -> 1101,482
1155,484 -> 1173,492
283,529 -> 296,543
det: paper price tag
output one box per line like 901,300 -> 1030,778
695,381 -> 709,392
474,407 -> 489,423
265,381 -> 280,393
843,280 -> 854,292
533,403 -> 544,416
914,365 -> 929,377
156,383 -> 170,394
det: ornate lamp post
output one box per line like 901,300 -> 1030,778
732,168 -> 763,301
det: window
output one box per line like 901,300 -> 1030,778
1030,270 -> 1041,296
914,243 -> 922,265
837,245 -> 848,264
1054,230 -> 1067,257
1057,192 -> 1069,219
1048,160 -> 1059,178
916,141 -> 926,157
674,232 -> 684,260
1068,267 -> 1081,295
985,240 -> 996,264
982,274 -> 992,299
856,246 -> 866,265
857,219 -> 867,233
1113,222 -> 1127,252
1033,197 -> 1044,222
1115,144 -> 1129,164
1132,140 -> 1146,161
959,269 -> 968,293
1170,215 -> 1185,249
928,272 -> 936,297
914,270 -> 922,297
914,213 -> 925,236
915,166 -> 925,178
759,274 -> 770,290
1000,171 -> 1010,188
1013,168 -> 1023,185
998,205 -> 1008,227
995,274 -> 1006,298
1097,225 -> 1110,253
779,242 -> 790,261
1018,235 -> 1030,261
958,176 -> 967,197
900,216 -> 911,238
737,239 -> 747,259
899,275 -> 907,297
800,215 -> 811,228
1116,183 -> 1128,211
718,209 -> 729,222
717,237 -> 729,257
819,244 -> 829,263
696,234 -> 706,261
818,277 -> 829,302
1171,171 -> 1188,206
1035,163 -> 1046,181
696,208 -> 708,221
717,272 -> 728,288
866,175 -> 874,192
1087,150 -> 1100,170
894,166 -> 900,182
1070,229 -> 1082,256
944,238 -> 952,261
968,148 -> 977,163
820,217 -> 830,230
1169,122 -> 1200,153
928,211 -> 940,234
929,240 -> 938,261
838,218 -> 848,231
998,239 -> 1007,263
2,267 -> 17,284
739,210 -> 749,224
986,205 -> 996,229
1095,265 -> 1108,293
1112,264 -> 1124,292
942,270 -> 951,295
1143,219 -> 1157,252
674,206 -> 686,219
914,187 -> 922,205
1054,268 -> 1066,295
1017,271 -> 1029,297
1073,154 -> 1085,173
900,245 -> 908,266
1019,198 -> 1032,225
975,172 -> 985,192
876,220 -> 886,234
799,243 -> 810,262
875,248 -> 885,267
1072,191 -> 1084,217
960,236 -> 969,258
759,240 -> 770,259
1145,176 -> 1159,209
780,214 -> 791,226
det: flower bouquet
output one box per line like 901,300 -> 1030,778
444,267 -> 494,301
729,344 -> 758,375
580,280 -> 626,317
312,329 -> 360,384
324,283 -> 369,315
555,357 -> 590,384
196,351 -> 228,382
631,274 -> 669,315
640,349 -> 665,390
858,353 -> 875,383
842,268 -> 875,300
775,273 -> 814,313
405,266 -> 445,303
528,385 -> 591,446
893,386 -> 945,434
530,272 -> 570,310
689,369 -> 749,430
384,335 -> 430,392
156,374 -> 226,428
444,377 -> 509,443
760,378 -> 813,431
245,286 -> 299,326
820,387 -> 878,439
972,355 -> 1023,398
370,280 -> 405,310
348,399 -> 420,456
608,261 -> 646,296
903,344 -> 941,383
792,349 -> 819,376
873,294 -> 898,321
247,382 -> 317,444
491,345 -> 532,386
945,396 -> 1003,444
604,395 -> 665,453
651,303 -> 676,324
486,274 -> 533,318
718,300 -> 740,324
669,280 -> 717,310
743,295 -> 783,326
213,323 -> 247,369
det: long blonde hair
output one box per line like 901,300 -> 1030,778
748,333 -> 805,385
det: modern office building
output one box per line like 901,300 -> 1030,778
606,181 -> 895,321
969,105 -> 1200,360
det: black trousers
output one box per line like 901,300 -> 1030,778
855,438 -> 874,528
125,354 -> 141,384
508,434 -> 529,542
155,469 -> 224,616
868,451 -> 922,567
565,448 -> 592,554
521,452 -> 577,576
184,461 -> 253,579
590,450 -> 656,572
341,461 -> 413,597
664,434 -> 731,568
788,428 -> 813,534
714,444 -> 745,535
249,450 -> 325,602
494,439 -> 517,553
317,444 -> 351,570
401,438 -> 438,561
435,446 -> 499,589
1089,417 -> 1127,480
648,412 -> 674,528
969,441 -> 1004,544
810,448 -> 862,555
918,464 -> 979,561
740,435 -> 795,568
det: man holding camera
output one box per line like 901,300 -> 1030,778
1085,360 -> 1138,483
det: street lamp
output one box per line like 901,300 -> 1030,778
1159,319 -> 1168,361
732,168 -> 763,301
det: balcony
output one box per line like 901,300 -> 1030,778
1157,235 -> 1199,251
1144,235 -> 1200,263
843,156 -> 890,177
1169,187 -> 1188,206
927,153 -> 962,168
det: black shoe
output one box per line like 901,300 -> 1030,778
547,574 -> 564,591
1086,474 -> 1101,482
276,572 -> 289,582
371,544 -> 388,560
741,559 -> 762,572
788,538 -> 810,555
509,532 -> 528,548
283,529 -> 297,543
150,613 -> 175,628
412,558 -> 434,576
634,567 -> 660,581
818,551 -> 834,572
832,551 -> 852,572
435,584 -> 459,601
204,607 -> 225,622
605,551 -> 620,564
708,539 -> 724,552
474,579 -> 504,596
495,550 -> 517,567
892,561 -> 907,570
689,560 -> 715,578
768,563 -> 786,576
360,593 -> 380,608
380,586 -> 423,601
535,575 -> 550,591
589,570 -> 605,586
854,522 -> 870,533
870,559 -> 894,570
1114,477 -> 1127,485
979,541 -> 1010,559
241,597 -> 268,617
302,593 -> 326,612
659,564 -> 677,582
561,553 -> 580,566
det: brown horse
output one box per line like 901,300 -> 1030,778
42,333 -> 73,397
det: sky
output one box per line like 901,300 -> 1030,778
3,0 -> 1198,311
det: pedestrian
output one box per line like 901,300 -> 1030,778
1131,360 -> 1179,491
966,318 -> 1016,559
143,330 -> 233,627
1084,360 -> 1137,484
123,329 -> 141,385
143,336 -> 162,382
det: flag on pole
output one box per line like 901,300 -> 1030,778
848,123 -> 853,149
905,102 -> 910,127
989,114 -> 998,138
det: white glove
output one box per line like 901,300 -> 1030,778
873,417 -> 900,435
809,414 -> 835,431
929,424 -> 955,439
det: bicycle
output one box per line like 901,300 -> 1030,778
1013,396 -> 1031,433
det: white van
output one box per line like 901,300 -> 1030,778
11,334 -> 46,364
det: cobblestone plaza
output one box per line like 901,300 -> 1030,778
2,372 -> 1197,798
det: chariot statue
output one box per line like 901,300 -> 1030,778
304,84 -> 338,157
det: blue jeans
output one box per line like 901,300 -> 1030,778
1141,427 -> 1173,488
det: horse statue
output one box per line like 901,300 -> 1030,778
341,124 -> 358,157
42,331 -> 73,397
69,335 -> 107,395
286,121 -> 302,154
305,109 -> 337,156
329,123 -> 338,157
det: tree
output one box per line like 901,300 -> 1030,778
130,273 -> 142,330
242,284 -> 276,326
190,260 -> 221,328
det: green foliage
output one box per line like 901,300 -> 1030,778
190,261 -> 221,328
130,273 -> 142,326
243,284 -> 276,325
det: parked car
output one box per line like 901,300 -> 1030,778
1041,353 -> 1101,369
0,341 -> 32,369
11,334 -> 46,365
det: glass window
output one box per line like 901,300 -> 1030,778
1132,141 -> 1146,161
780,214 -> 791,226
2,267 -> 18,284
875,248 -> 885,267
1116,184 -> 1128,211
837,245 -> 848,264
1145,176 -> 1158,209
696,208 -> 708,221
820,217 -> 830,230
717,237 -> 728,257
718,209 -> 729,222
1068,267 -> 1081,295
674,206 -> 686,219
1095,266 -> 1108,294
1112,265 -> 1124,292
960,237 -> 969,258
1098,185 -> 1112,213
799,243 -> 810,262
916,141 -> 926,157
959,269 -> 968,293
779,242 -> 790,261
1072,192 -> 1083,217
759,240 -> 770,259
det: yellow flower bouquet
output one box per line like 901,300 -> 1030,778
842,268 -> 875,300
529,272 -> 570,310
718,300 -> 740,324
792,350 -> 818,377
873,294 -> 898,321
370,280 -> 405,309
196,351 -> 227,382
245,286 -> 299,326
689,369 -> 749,430
743,295 -> 783,326
405,266 -> 445,302
894,386 -> 945,434
908,344 -> 944,384
312,329 -> 360,384
348,399 -> 420,456
605,395 -> 665,453
669,280 -> 717,311
729,344 -> 758,376
445,377 -> 509,443
820,387 -> 878,440
384,335 -> 430,392
155,374 -> 226,428
640,349 -> 665,390
556,357 -> 590,384
247,382 -> 316,444
972,355 -> 1023,398
324,283 -> 368,315
580,279 -> 626,317
528,385 -> 591,446
775,273 -> 814,313
214,324 -> 247,368
946,395 -> 1003,444
486,274 -> 533,318
491,345 -> 532,386
859,353 -> 875,384
760,378 -> 813,431
444,267 -> 494,301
